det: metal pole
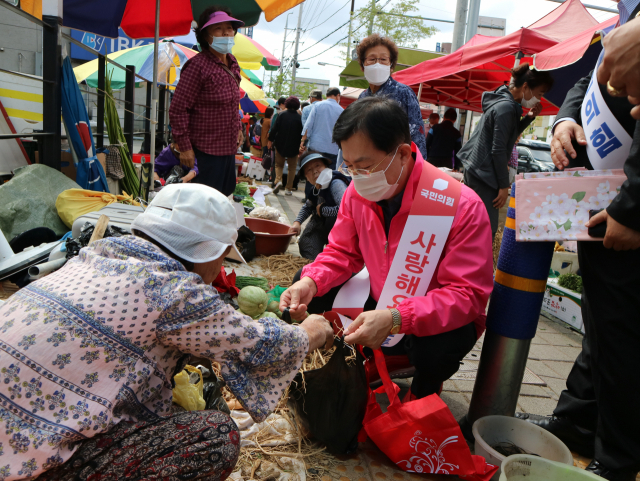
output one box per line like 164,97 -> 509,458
124,65 -> 135,155
41,13 -> 61,170
346,0 -> 355,66
452,0 -> 469,52
291,3 -> 303,93
144,81 -> 152,153
158,86 -> 166,142
280,15 -> 290,71
513,51 -> 524,69
459,183 -> 555,440
150,0 -> 160,168
545,0 -> 618,13
417,82 -> 423,101
97,56 -> 106,148
465,0 -> 481,44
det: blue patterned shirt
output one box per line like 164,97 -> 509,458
359,76 -> 428,158
0,236 -> 308,479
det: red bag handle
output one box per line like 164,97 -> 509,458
373,349 -> 402,411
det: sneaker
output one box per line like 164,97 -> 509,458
273,182 -> 283,194
285,190 -> 293,196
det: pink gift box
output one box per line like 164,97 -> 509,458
515,169 -> 626,241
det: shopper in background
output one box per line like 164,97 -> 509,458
261,107 -> 274,157
456,63 -> 553,240
426,108 -> 462,169
300,87 -> 344,169
268,97 -> 287,138
302,89 -> 323,126
357,34 -> 428,159
269,96 -> 303,195
427,112 -> 440,130
169,6 -> 244,197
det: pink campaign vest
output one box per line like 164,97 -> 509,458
332,161 -> 462,347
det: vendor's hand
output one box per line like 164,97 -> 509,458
180,150 -> 195,169
268,141 -> 273,149
299,143 -> 306,155
493,188 -> 509,209
289,222 -> 301,236
280,277 -> 318,321
550,121 -> 587,169
343,309 -> 393,350
528,102 -> 543,118
597,18 -> 640,100
316,203 -> 324,217
300,315 -> 334,352
587,209 -> 640,251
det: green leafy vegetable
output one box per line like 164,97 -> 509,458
234,183 -> 250,197
557,273 -> 583,294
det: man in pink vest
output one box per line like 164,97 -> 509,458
281,97 -> 494,399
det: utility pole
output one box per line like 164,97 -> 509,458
280,15 -> 290,74
465,0 -> 481,43
452,0 -> 469,52
291,3 -> 303,93
367,0 -> 376,35
345,0 -> 356,66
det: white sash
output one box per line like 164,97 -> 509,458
332,161 -> 462,347
581,50 -> 633,170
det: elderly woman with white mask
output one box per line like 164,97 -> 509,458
0,184 -> 333,481
289,151 -> 350,260
357,34 -> 427,159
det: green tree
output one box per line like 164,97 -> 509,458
342,0 -> 438,63
265,67 -> 314,99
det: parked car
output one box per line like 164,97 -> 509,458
516,139 -> 554,174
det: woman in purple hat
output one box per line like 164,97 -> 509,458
169,6 -> 244,197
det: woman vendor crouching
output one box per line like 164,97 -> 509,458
290,150 -> 350,260
281,96 -> 494,400
0,184 -> 333,481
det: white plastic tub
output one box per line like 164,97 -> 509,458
500,455 -> 603,481
473,415 -> 573,480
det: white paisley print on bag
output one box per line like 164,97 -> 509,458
397,431 -> 460,474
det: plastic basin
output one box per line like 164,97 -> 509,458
473,416 -> 573,481
500,455 -> 603,481
245,218 -> 294,256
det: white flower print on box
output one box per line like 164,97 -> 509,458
515,172 -> 626,241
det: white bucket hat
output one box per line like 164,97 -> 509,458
131,183 -> 245,264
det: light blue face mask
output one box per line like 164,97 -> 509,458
209,36 -> 235,55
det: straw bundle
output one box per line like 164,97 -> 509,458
493,225 -> 504,270
252,255 -> 312,288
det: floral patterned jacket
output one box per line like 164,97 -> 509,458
0,236 -> 308,480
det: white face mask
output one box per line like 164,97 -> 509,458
521,87 -> 540,109
364,63 -> 391,86
209,36 -> 235,55
351,146 -> 403,202
315,168 -> 333,190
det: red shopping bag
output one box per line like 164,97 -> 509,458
363,349 -> 498,481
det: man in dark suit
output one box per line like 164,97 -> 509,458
426,108 -> 463,169
518,3 -> 640,480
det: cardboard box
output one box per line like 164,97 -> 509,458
541,279 -> 584,333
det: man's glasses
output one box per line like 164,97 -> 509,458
337,146 -> 399,177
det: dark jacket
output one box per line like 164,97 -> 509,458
426,120 -> 463,163
304,170 -> 350,208
557,70 -> 640,232
456,85 -> 533,189
269,109 -> 303,157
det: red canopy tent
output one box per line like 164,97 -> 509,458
392,0 -> 599,116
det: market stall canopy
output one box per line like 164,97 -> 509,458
240,94 -> 273,113
393,29 -> 560,115
392,0 -> 600,115
526,0 -> 599,42
240,77 -> 266,101
533,16 -> 618,109
173,31 -> 281,71
73,42 -> 196,89
62,0 -> 305,38
242,69 -> 263,86
339,87 -> 433,119
339,47 -> 443,89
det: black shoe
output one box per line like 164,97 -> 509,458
586,459 -> 638,481
515,413 -> 595,458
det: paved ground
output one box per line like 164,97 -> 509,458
260,180 -> 622,480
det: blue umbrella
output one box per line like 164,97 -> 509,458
61,56 -> 109,192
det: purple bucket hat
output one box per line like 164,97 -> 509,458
201,11 -> 245,30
